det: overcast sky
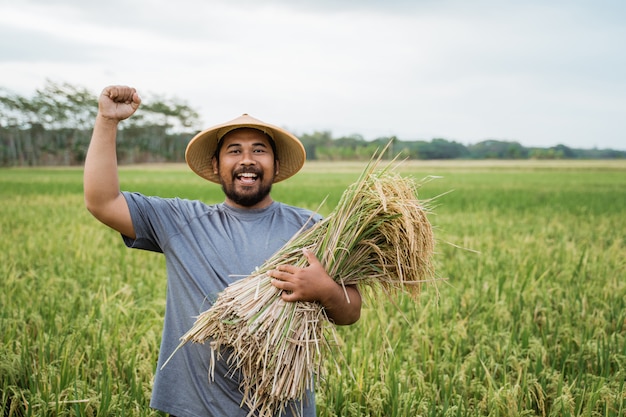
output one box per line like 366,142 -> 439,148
1,0 -> 625,150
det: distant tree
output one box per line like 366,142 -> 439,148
552,144 -> 575,158
3,81 -> 626,165
0,81 -> 201,166
469,140 -> 527,159
299,131 -> 333,160
32,80 -> 99,130
413,138 -> 469,159
133,94 -> 200,133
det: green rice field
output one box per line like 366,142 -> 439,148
1,160 -> 625,416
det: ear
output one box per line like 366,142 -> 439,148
212,156 -> 218,175
274,159 -> 280,176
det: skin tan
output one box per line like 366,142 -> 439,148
84,86 -> 139,239
84,85 -> 360,325
212,129 -> 278,210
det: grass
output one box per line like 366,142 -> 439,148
1,160 -> 625,416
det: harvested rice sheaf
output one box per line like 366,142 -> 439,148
177,155 -> 437,417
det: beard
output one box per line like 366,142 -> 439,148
221,182 -> 273,207
219,169 -> 274,207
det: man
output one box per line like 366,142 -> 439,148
84,85 -> 361,417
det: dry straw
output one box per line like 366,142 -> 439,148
169,149 -> 437,417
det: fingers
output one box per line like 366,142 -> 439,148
269,274 -> 297,302
268,268 -> 294,288
302,248 -> 320,266
270,276 -> 291,291
274,264 -> 298,275
98,85 -> 141,121
280,291 -> 298,303
267,248 -> 319,283
268,249 -> 323,302
102,85 -> 141,105
268,267 -> 297,296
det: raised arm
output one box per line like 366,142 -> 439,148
84,86 -> 141,239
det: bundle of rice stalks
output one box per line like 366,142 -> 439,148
172,153 -> 437,417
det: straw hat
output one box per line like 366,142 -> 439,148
185,114 -> 306,184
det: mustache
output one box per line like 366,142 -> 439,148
233,167 -> 262,177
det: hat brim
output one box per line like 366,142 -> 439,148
185,114 -> 306,184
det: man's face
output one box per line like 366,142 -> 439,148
212,128 -> 279,209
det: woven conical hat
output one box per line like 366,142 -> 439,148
185,114 -> 305,183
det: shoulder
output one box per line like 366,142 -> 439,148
122,191 -> 219,218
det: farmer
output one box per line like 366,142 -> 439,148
83,85 -> 361,417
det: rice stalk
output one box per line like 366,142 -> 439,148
171,150 -> 437,417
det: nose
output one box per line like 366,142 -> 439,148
239,149 -> 256,165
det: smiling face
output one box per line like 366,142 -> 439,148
212,128 -> 279,209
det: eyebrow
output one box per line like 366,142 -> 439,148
225,141 -> 269,149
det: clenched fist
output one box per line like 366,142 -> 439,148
98,85 -> 141,122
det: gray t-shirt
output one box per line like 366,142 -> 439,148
121,192 -> 321,417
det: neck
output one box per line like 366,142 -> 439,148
224,195 -> 274,210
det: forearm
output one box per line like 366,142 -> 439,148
320,284 -> 361,325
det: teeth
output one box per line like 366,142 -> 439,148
239,173 -> 257,178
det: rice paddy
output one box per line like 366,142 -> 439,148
1,160 -> 625,416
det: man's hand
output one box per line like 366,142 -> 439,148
269,249 -> 336,303
268,248 -> 361,325
98,85 -> 141,122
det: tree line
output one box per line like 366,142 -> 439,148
1,81 -> 624,167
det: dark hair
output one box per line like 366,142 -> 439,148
213,128 -> 278,163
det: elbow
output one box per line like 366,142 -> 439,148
84,195 -> 93,213
83,193 -> 118,227
339,287 -> 362,325
351,308 -> 361,324
84,196 -> 95,215
84,195 -> 101,218
84,189 -> 122,219
332,310 -> 361,326
337,311 -> 361,326
84,186 -> 98,213
330,293 -> 362,326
